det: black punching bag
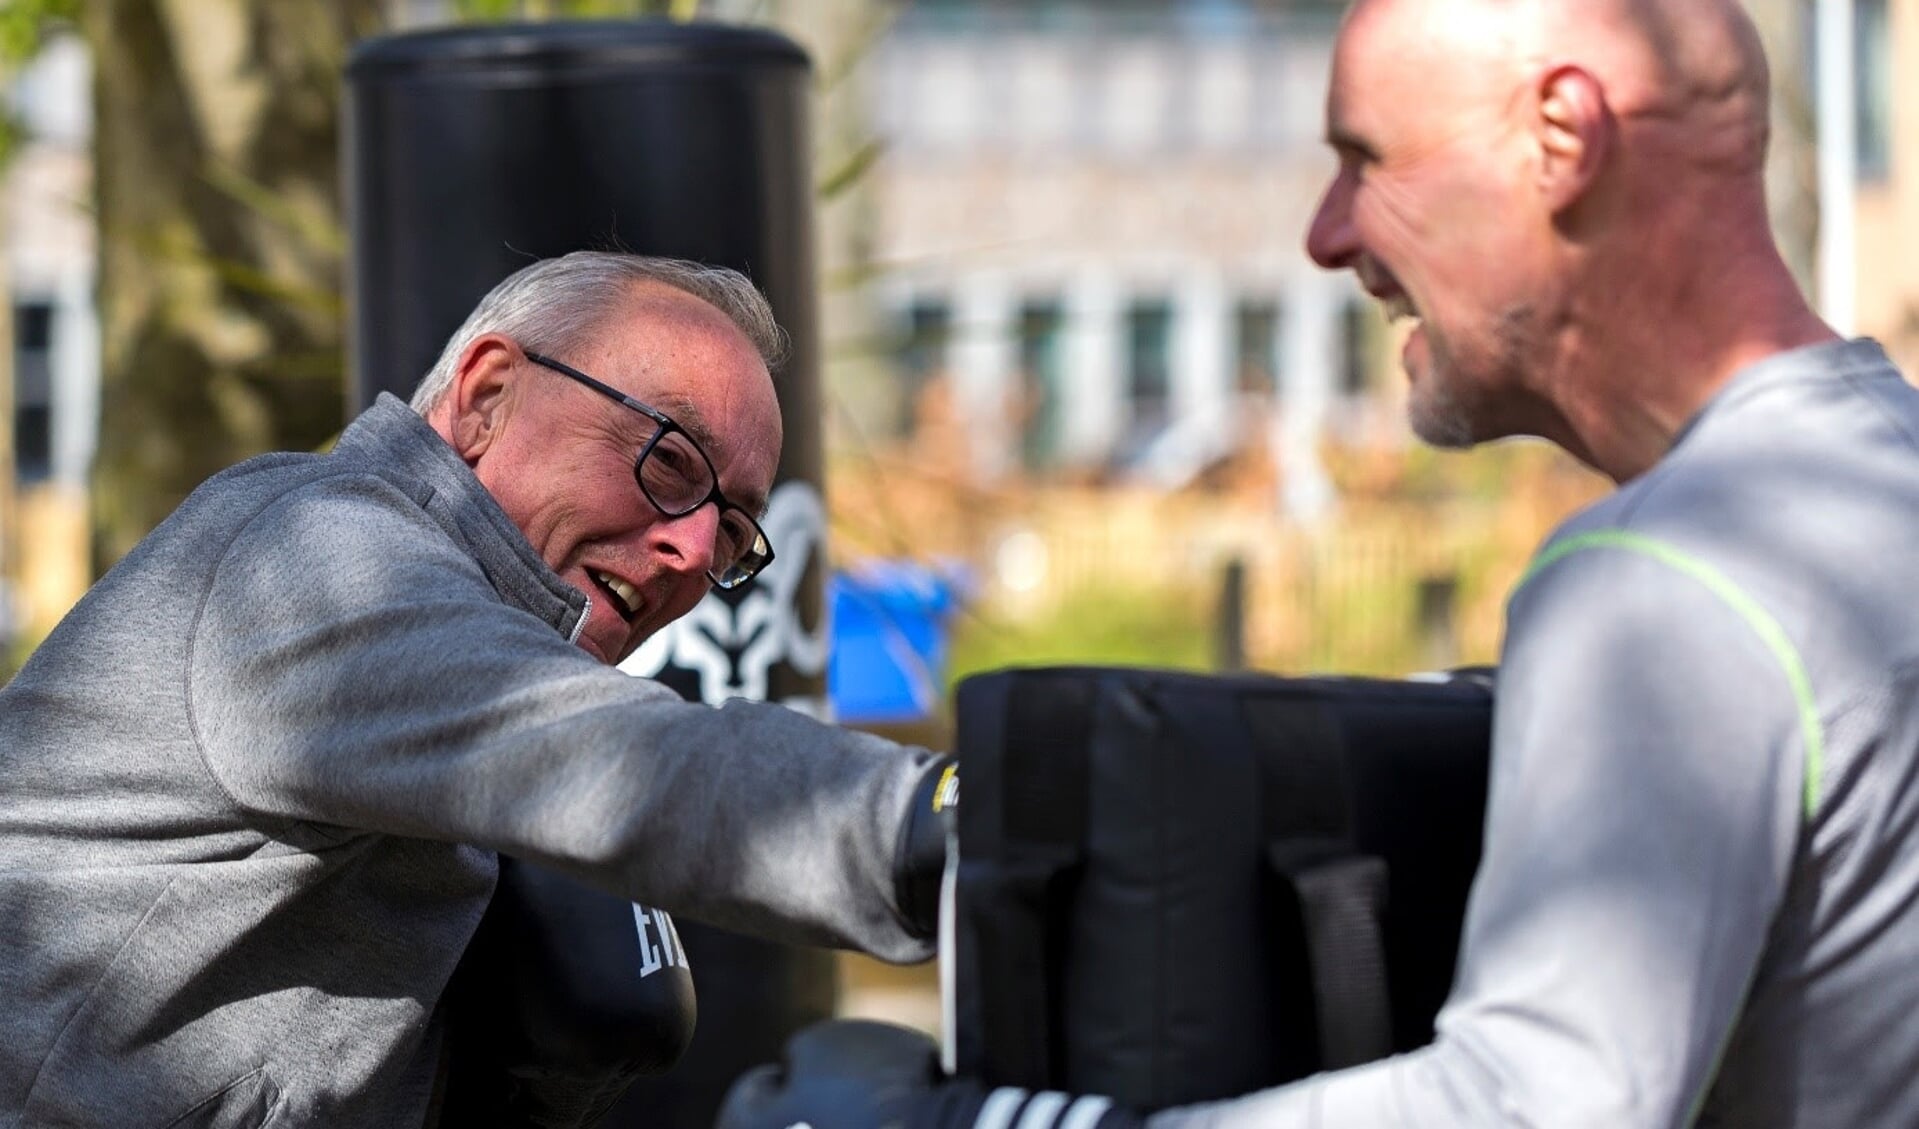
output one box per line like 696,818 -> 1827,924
345,22 -> 835,1128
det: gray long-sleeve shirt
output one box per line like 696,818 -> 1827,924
1152,339 -> 1919,1128
0,395 -> 936,1128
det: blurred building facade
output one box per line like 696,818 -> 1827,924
1854,0 -> 1919,371
859,0 -> 1359,520
850,0 -> 1919,494
835,0 -> 1919,677
4,34 -> 97,650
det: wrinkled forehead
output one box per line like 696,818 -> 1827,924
1327,0 -> 1518,142
616,285 -> 774,399
617,290 -> 782,495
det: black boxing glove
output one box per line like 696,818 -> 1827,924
716,1020 -> 1139,1129
894,755 -> 959,939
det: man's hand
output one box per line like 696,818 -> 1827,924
717,1020 -> 1138,1129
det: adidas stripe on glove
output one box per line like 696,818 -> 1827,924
716,1020 -> 1139,1129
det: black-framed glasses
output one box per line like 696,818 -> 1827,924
524,350 -> 775,589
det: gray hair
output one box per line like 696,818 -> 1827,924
408,251 -> 788,413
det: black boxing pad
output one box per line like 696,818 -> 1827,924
950,668 -> 1491,1113
438,856 -> 697,1127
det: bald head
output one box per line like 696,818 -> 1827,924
1338,0 -> 1771,172
1311,0 -> 1832,481
1534,0 -> 1770,170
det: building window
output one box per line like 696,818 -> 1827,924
1189,42 -> 1255,152
1179,0 -> 1257,38
895,299 -> 950,439
1016,300 -> 1066,470
1126,299 -> 1174,440
1234,299 -> 1280,398
14,302 -> 54,484
901,0 -> 987,33
919,44 -> 984,152
1857,0 -> 1891,182
1101,44 -> 1171,156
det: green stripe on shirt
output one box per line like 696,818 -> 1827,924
1522,530 -> 1825,818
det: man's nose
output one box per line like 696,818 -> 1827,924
647,503 -> 723,579
1305,169 -> 1359,271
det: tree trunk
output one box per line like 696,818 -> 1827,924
82,0 -> 383,569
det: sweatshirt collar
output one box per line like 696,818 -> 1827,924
333,393 -> 590,642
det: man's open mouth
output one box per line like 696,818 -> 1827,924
1380,292 -> 1418,326
590,569 -> 642,620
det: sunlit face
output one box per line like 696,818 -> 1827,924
458,286 -> 782,664
1305,0 -> 1545,448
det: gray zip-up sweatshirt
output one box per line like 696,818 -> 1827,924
0,395 -> 936,1128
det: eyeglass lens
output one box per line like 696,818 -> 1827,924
637,430 -> 713,514
636,429 -> 769,584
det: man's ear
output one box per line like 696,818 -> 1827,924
446,335 -> 520,464
1536,64 -> 1613,213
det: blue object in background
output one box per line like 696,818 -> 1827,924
829,561 -> 964,725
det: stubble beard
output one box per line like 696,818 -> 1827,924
1406,303 -> 1537,450
1408,366 -> 1478,448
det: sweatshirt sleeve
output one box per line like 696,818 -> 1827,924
185,473 -> 936,964
1148,533 -> 1809,1128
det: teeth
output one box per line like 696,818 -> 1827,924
592,570 -> 642,616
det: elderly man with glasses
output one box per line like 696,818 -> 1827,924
0,252 -> 950,1128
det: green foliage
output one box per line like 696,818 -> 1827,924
450,0 -> 518,18
449,0 -> 692,20
817,137 -> 885,202
0,0 -> 77,167
0,0 -> 75,61
947,582 -> 1216,687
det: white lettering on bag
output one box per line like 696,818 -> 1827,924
632,903 -> 692,978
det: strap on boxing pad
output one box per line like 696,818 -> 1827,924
1265,842 -> 1393,1069
969,671 -> 1096,1089
1248,694 -> 1395,1070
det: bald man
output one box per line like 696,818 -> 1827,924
716,1 -> 1919,1126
